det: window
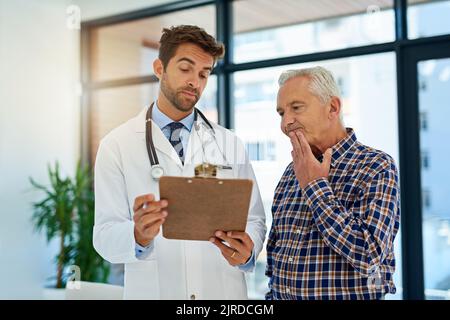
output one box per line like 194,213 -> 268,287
418,57 -> 450,300
422,189 -> 432,209
408,0 -> 450,39
233,0 -> 395,63
421,151 -> 430,169
90,5 -> 216,82
245,141 -> 276,161
420,112 -> 429,130
234,81 -> 275,105
90,83 -> 157,161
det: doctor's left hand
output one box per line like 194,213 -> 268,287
209,231 -> 254,266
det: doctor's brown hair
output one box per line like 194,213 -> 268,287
158,25 -> 225,69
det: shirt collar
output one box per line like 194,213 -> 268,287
152,100 -> 195,132
329,128 -> 357,167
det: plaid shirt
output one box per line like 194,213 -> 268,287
266,128 -> 400,300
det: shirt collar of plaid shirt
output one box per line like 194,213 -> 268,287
317,127 -> 357,168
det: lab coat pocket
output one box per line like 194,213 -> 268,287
123,260 -> 160,299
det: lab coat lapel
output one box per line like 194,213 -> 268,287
134,107 -> 183,168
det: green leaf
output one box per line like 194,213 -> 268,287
29,160 -> 110,287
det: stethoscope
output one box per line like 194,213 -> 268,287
146,102 -> 227,181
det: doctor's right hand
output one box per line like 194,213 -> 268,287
133,194 -> 168,247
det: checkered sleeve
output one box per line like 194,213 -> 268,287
303,157 -> 400,277
265,221 -> 277,300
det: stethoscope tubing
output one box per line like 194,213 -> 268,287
145,102 -> 215,169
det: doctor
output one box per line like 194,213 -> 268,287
93,25 -> 266,300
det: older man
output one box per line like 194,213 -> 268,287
266,66 -> 400,300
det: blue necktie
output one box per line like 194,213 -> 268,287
167,122 -> 184,162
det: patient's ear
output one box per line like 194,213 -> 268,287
329,96 -> 342,120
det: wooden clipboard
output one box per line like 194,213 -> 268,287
159,176 -> 253,241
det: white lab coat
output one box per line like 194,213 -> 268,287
93,107 -> 266,300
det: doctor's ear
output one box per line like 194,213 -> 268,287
153,59 -> 164,80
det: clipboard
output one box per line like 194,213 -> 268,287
159,174 -> 253,241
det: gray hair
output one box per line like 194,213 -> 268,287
278,66 -> 341,105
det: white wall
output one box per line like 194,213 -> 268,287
0,0 -> 80,298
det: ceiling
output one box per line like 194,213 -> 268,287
93,0 -> 435,47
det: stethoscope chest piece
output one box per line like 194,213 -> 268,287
151,164 -> 164,181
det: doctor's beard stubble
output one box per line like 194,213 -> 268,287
160,73 -> 200,113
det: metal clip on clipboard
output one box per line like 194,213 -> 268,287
194,163 -> 217,178
194,163 -> 233,178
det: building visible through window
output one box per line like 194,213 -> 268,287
420,112 -> 429,131
245,141 -> 276,161
423,188 -> 431,210
422,151 -> 430,169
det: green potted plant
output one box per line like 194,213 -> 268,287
71,162 -> 110,284
30,161 -> 110,297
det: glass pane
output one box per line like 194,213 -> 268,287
234,52 -> 403,299
233,0 -> 395,63
196,75 -> 218,125
90,83 -> 158,162
90,76 -> 217,163
408,0 -> 450,39
90,5 -> 216,82
418,57 -> 450,300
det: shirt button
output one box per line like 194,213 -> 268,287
288,257 -> 293,262
190,294 -> 196,300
